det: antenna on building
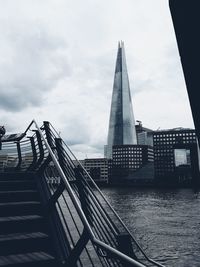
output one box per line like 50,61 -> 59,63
136,120 -> 142,126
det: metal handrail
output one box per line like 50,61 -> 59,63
33,119 -> 148,267
49,122 -> 165,267
1,120 -> 163,266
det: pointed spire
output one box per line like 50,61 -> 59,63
106,42 -> 137,158
118,41 -> 121,48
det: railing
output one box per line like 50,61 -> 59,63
0,120 -> 165,267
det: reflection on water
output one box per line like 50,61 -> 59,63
101,187 -> 200,267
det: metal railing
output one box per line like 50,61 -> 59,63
0,120 -> 165,267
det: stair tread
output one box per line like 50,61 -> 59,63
0,251 -> 55,266
0,190 -> 37,194
0,232 -> 48,242
0,215 -> 43,223
0,180 -> 35,183
0,201 -> 40,207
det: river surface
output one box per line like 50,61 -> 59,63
100,187 -> 200,267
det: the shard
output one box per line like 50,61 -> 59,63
106,41 -> 137,158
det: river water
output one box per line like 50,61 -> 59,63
100,187 -> 200,267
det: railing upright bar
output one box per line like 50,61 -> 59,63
16,142 -> 22,169
80,178 -> 121,234
55,147 -> 76,178
54,137 -> 96,265
28,137 -> 37,170
60,193 -> 98,267
35,130 -> 45,168
75,166 -> 94,227
43,121 -> 55,149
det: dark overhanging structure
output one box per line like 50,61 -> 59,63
169,0 -> 200,185
169,1 -> 200,147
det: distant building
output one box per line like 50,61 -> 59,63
153,128 -> 199,185
135,121 -> 153,146
110,144 -> 154,184
78,158 -> 110,183
105,41 -> 137,159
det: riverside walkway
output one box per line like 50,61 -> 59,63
0,120 -> 164,267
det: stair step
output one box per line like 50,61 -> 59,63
0,173 -> 34,181
0,191 -> 39,203
0,181 -> 36,191
0,201 -> 42,216
0,215 -> 47,234
0,252 -> 56,266
0,232 -> 52,256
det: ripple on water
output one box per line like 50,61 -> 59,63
101,187 -> 200,267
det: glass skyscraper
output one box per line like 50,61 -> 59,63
106,41 -> 137,158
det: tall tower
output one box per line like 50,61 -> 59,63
106,41 -> 137,158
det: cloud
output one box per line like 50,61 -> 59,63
0,20 -> 70,111
0,0 -> 194,159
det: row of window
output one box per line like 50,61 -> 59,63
113,147 -> 143,151
113,151 -> 143,155
85,164 -> 107,167
154,139 -> 196,144
114,159 -> 143,163
154,137 -> 196,141
113,164 -> 141,168
114,154 -> 142,158
154,132 -> 195,137
155,164 -> 174,168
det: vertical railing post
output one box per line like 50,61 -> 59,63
35,130 -> 44,168
54,137 -> 80,267
28,137 -> 37,170
43,121 -> 54,149
55,137 -> 93,225
75,165 -> 93,226
116,233 -> 137,266
55,138 -> 66,170
16,141 -> 22,170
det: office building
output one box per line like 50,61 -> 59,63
153,128 -> 199,185
135,121 -> 153,146
84,158 -> 109,183
110,144 -> 154,184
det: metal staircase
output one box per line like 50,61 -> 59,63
0,120 -> 164,267
0,172 -> 57,266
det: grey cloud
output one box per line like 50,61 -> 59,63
69,143 -> 104,160
0,0 -> 194,159
0,20 -> 71,112
61,119 -> 91,146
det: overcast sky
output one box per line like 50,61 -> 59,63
0,0 -> 194,158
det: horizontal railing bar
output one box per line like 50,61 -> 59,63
93,239 -> 146,267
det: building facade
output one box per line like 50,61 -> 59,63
153,128 -> 199,185
135,121 -> 153,146
110,144 -> 154,184
82,158 -> 110,183
112,145 -> 153,169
